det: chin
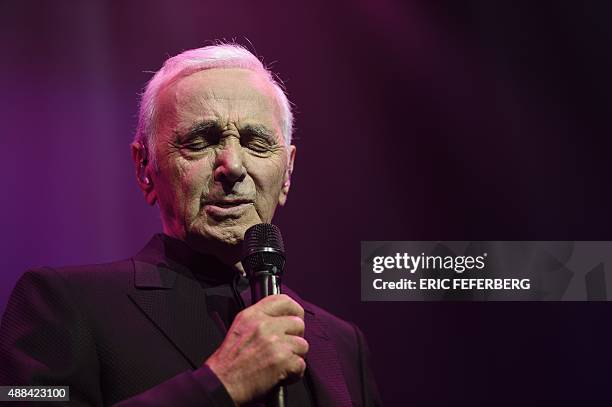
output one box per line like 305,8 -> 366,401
191,223 -> 249,247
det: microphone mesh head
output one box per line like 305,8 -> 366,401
242,223 -> 285,275
243,223 -> 285,255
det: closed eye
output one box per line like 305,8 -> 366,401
241,135 -> 272,152
180,121 -> 222,151
184,133 -> 220,150
240,125 -> 277,153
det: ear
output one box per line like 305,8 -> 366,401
278,145 -> 296,207
130,142 -> 157,206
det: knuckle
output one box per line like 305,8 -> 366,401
261,295 -> 277,305
266,294 -> 286,306
255,320 -> 269,337
266,333 -> 280,347
272,349 -> 287,365
233,311 -> 245,323
237,307 -> 253,320
281,295 -> 302,312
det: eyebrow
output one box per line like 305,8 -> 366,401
182,120 -> 220,138
242,124 -> 278,144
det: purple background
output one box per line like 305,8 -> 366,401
3,0 -> 612,402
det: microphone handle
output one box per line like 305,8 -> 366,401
250,272 -> 286,407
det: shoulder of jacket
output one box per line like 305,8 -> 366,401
21,259 -> 134,292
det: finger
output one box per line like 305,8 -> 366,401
253,316 -> 304,338
278,315 -> 305,336
289,335 -> 309,357
257,294 -> 304,319
285,355 -> 307,380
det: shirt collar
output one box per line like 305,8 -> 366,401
133,233 -> 241,287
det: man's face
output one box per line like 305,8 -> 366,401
141,68 -> 295,248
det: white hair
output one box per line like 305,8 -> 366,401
134,44 -> 294,167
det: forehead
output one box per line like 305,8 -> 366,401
157,68 -> 282,133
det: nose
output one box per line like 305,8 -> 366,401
213,137 -> 246,185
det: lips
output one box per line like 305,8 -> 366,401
206,199 -> 253,207
203,199 -> 254,217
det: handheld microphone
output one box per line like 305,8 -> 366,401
242,223 -> 287,407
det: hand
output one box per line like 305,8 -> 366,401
205,294 -> 309,405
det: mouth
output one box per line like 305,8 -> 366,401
206,199 -> 253,207
203,199 -> 254,217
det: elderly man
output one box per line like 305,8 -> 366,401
0,44 -> 381,406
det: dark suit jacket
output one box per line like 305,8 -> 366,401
0,235 -> 381,406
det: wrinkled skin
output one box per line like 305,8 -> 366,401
132,68 -> 296,267
207,294 -> 308,405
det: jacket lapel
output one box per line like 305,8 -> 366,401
281,288 -> 354,407
127,236 -> 217,369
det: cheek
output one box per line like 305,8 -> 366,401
250,157 -> 286,206
181,160 -> 213,206
163,158 -> 213,215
